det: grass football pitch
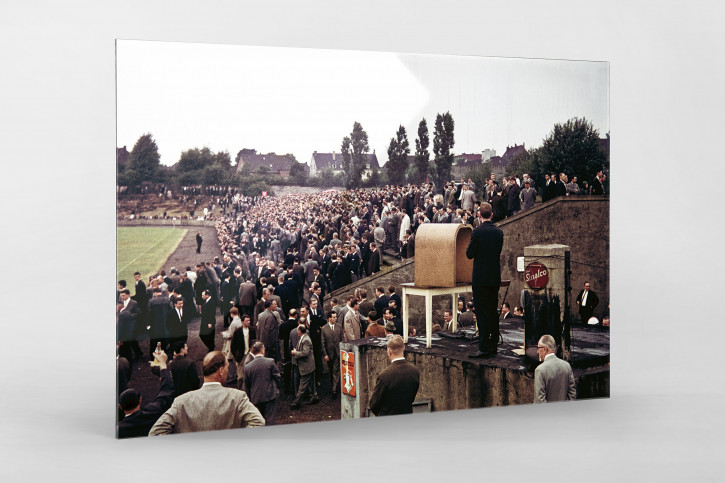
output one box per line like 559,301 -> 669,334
116,227 -> 187,287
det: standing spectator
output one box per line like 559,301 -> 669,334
168,341 -> 201,397
118,289 -> 143,361
290,325 -> 320,409
257,299 -> 282,363
520,180 -> 536,211
343,298 -> 361,342
244,342 -> 282,425
230,314 -> 256,389
199,290 -> 217,353
466,203 -> 504,358
196,231 -> 203,253
534,335 -> 576,403
566,176 -> 580,196
369,335 -> 420,416
575,281 -> 600,323
591,170 -> 605,195
147,287 -> 172,361
321,311 -> 344,398
506,177 -> 521,217
149,351 -> 265,434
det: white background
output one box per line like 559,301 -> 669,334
1,1 -> 723,481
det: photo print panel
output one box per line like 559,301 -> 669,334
116,39 -> 609,438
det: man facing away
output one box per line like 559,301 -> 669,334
149,351 -> 265,435
534,335 -> 576,403
244,342 -> 281,425
466,202 -> 504,358
369,335 -> 420,417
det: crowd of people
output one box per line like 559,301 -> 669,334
117,171 -> 606,437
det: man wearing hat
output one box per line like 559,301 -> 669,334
117,351 -> 175,439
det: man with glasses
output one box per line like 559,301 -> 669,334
534,335 -> 576,403
575,281 -> 599,324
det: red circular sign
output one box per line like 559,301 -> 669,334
524,262 -> 549,289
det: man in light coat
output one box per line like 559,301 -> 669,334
149,351 -> 265,435
534,335 -> 576,403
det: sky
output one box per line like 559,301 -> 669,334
116,40 -> 609,168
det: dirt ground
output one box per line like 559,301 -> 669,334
119,225 -> 340,431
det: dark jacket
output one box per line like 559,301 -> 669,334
466,221 -> 504,287
117,369 -> 174,439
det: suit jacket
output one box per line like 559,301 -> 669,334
534,354 -> 576,403
293,333 -> 315,376
368,249 -> 381,274
231,326 -> 257,362
373,295 -> 389,319
168,356 -> 201,397
466,221 -> 504,287
149,383 -> 265,434
575,289 -> 599,310
117,368 -> 174,439
257,310 -> 281,362
200,298 -> 216,336
369,359 -> 420,416
165,307 -> 187,340
343,309 -> 361,342
458,310 -> 475,328
243,355 -> 281,405
321,322 -> 344,361
358,300 -> 374,318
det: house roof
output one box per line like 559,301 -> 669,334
487,155 -> 506,168
454,153 -> 483,168
311,151 -> 380,170
501,144 -> 527,162
236,152 -> 295,173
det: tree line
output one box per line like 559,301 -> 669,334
118,115 -> 608,197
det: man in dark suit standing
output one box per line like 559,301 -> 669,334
290,325 -> 319,409
321,311 -> 343,398
368,242 -> 381,274
168,341 -> 201,397
373,286 -> 389,320
575,281 -> 600,323
466,202 -> 504,358
244,341 -> 281,425
199,290 -> 217,353
369,335 -> 420,416
196,231 -> 203,253
118,289 -> 143,361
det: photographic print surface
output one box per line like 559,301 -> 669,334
116,40 -> 609,438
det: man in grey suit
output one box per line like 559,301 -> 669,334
290,325 -> 319,409
534,335 -> 576,403
244,342 -> 281,426
321,311 -> 344,398
149,351 -> 265,435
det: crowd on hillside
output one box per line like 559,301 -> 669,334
116,170 -> 606,436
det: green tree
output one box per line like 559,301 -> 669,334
340,121 -> 370,189
433,112 -> 455,187
289,158 -> 308,180
538,117 -> 607,185
414,118 -> 430,184
126,133 -> 161,185
386,124 -> 410,185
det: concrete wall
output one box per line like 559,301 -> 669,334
346,343 -> 609,416
498,196 -> 609,322
326,196 -> 609,331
